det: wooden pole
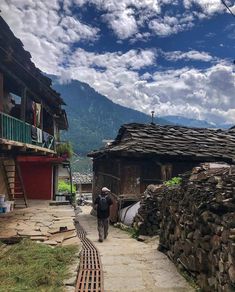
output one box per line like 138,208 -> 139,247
40,101 -> 43,130
0,72 -> 4,112
68,162 -> 73,194
20,87 -> 27,121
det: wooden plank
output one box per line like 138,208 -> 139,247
0,138 -> 56,154
15,160 -> 27,207
98,172 -> 120,181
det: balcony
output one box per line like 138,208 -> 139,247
0,112 -> 55,153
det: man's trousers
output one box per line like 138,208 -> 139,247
97,218 -> 109,241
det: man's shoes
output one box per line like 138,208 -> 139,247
98,239 -> 103,242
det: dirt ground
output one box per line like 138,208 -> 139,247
78,206 -> 195,292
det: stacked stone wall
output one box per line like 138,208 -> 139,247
135,163 -> 235,291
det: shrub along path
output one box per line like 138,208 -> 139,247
78,206 -> 195,292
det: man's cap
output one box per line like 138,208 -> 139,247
102,187 -> 110,192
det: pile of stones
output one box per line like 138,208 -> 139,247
159,163 -> 235,291
136,162 -> 235,291
133,184 -> 165,236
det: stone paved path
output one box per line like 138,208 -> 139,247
0,200 -> 78,246
78,206 -> 195,292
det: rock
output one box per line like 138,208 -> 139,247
137,235 -> 151,242
43,240 -> 58,246
63,274 -> 77,286
62,237 -> 81,246
63,230 -> 78,240
211,235 -> 221,250
30,236 -> 49,241
18,230 -> 42,236
64,286 -> 75,292
228,265 -> 235,283
49,233 -> 65,243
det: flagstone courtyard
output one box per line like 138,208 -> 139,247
0,200 -> 79,246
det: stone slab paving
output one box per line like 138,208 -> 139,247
78,206 -> 195,292
0,200 -> 80,246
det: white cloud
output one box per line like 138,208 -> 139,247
184,0 -> 224,15
1,0 -> 99,72
67,48 -> 156,70
149,13 -> 196,37
54,47 -> 235,125
69,0 -> 225,39
1,0 -> 234,126
102,8 -> 138,39
161,50 -> 214,62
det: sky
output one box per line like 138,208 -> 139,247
2,0 -> 235,125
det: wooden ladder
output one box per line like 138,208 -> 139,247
2,159 -> 28,208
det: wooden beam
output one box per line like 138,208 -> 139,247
98,171 -> 121,181
41,101 -> 43,130
19,146 -> 27,152
2,144 -> 12,150
20,87 -> 27,121
0,138 -> 56,154
0,72 -> 3,112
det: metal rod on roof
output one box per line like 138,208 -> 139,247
151,111 -> 155,125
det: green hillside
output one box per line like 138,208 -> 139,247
51,76 -> 170,156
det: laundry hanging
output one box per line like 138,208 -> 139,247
33,102 -> 41,128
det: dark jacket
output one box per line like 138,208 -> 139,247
95,194 -> 113,219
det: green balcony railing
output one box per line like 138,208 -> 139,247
0,112 -> 55,151
0,112 -> 31,144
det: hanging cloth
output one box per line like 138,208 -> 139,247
35,102 -> 41,128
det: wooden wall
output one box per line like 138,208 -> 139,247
92,158 -> 121,201
0,163 -> 7,197
92,156 -> 200,202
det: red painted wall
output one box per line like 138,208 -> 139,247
19,162 -> 53,200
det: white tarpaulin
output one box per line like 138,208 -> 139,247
119,201 -> 140,226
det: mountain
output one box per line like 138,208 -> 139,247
50,75 -> 232,158
162,115 -> 216,129
50,76 -> 171,155
163,115 -> 232,129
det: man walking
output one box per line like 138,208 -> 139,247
94,187 -> 113,242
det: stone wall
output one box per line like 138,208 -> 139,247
134,184 -> 165,236
135,163 -> 235,291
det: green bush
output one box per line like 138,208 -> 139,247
58,180 -> 75,193
56,142 -> 73,159
164,176 -> 182,187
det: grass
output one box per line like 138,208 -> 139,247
179,269 -> 201,291
164,176 -> 182,187
0,239 -> 79,292
114,222 -> 140,239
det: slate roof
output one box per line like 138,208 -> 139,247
72,172 -> 92,184
88,123 -> 235,162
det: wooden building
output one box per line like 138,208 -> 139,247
72,173 -> 92,194
88,123 -> 235,216
0,16 -> 68,207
